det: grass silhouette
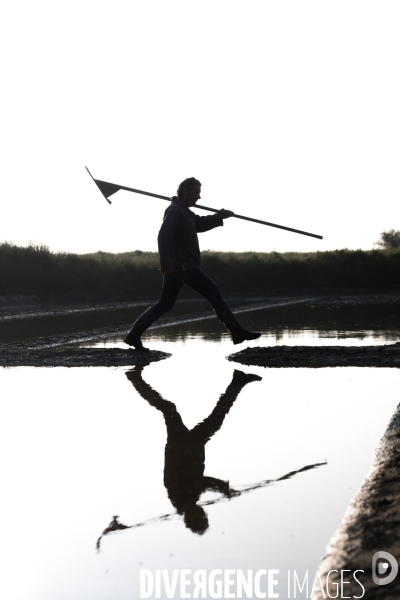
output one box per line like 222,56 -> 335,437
1,243 -> 399,298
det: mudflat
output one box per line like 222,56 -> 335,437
228,342 -> 400,368
1,293 -> 399,367
0,347 -> 170,367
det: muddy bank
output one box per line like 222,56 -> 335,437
0,321 -> 172,367
228,343 -> 400,368
0,348 -> 170,367
313,403 -> 400,599
1,293 -> 399,367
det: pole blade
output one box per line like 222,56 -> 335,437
94,179 -> 122,200
85,166 -> 120,204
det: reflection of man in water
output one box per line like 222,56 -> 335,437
126,366 -> 261,534
124,177 -> 261,350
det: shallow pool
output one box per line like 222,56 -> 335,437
1,302 -> 400,599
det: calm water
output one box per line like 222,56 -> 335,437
1,302 -> 400,599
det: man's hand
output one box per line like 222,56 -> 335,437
160,268 -> 173,276
218,208 -> 234,219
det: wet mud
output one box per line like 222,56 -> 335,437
1,293 -> 399,367
228,343 -> 400,368
313,404 -> 400,599
0,348 -> 170,368
0,296 -> 316,368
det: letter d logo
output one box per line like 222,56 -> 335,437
372,551 -> 398,585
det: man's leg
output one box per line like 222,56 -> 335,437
124,275 -> 184,350
190,369 -> 262,444
177,269 -> 261,345
125,367 -> 189,438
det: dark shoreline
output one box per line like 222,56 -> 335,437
228,342 -> 400,368
0,347 -> 170,367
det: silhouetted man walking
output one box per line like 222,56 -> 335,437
124,177 -> 261,350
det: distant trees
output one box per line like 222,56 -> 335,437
375,230 -> 400,250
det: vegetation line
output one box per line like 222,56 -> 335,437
1,242 -> 399,297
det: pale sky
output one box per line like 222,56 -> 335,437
1,1 -> 399,255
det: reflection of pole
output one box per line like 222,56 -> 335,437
96,461 -> 327,551
85,167 -> 323,240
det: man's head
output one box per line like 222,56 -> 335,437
177,177 -> 201,207
183,505 -> 209,535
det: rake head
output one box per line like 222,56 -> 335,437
85,166 -> 121,204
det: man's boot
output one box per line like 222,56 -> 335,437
215,302 -> 261,345
124,307 -> 159,351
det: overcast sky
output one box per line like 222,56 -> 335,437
1,1 -> 399,255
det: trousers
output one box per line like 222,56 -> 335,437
151,268 -> 224,317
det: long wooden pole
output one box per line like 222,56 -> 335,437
86,167 -> 323,240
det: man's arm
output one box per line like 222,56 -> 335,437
202,476 -> 239,498
193,209 -> 233,233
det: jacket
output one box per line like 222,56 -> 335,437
157,197 -> 223,272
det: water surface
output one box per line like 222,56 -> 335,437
1,301 -> 399,599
